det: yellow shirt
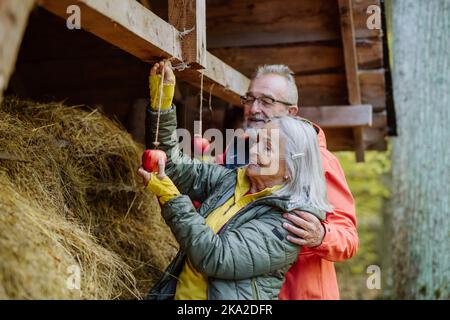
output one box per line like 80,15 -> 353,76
174,168 -> 282,300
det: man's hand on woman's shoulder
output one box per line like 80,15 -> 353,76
282,210 -> 326,247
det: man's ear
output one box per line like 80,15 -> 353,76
288,105 -> 299,116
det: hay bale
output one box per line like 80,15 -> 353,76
0,172 -> 136,299
0,98 -> 177,299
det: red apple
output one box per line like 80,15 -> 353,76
193,135 -> 211,155
142,149 -> 167,173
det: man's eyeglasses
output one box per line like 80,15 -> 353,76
240,95 -> 294,107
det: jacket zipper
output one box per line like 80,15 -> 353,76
217,196 -> 281,234
251,278 -> 261,300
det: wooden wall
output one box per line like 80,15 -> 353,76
6,1 -> 390,151
205,0 -> 388,151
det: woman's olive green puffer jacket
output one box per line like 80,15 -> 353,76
147,106 -> 324,300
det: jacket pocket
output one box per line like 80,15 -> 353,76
251,278 -> 261,300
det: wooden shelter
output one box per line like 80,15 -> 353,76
0,0 -> 395,161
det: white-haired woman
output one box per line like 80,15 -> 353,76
137,62 -> 331,300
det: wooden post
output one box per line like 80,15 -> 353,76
338,0 -> 366,161
168,0 -> 207,69
0,0 -> 35,104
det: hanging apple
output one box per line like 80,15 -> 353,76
193,134 -> 211,155
142,149 -> 167,173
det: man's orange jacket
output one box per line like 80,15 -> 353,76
279,125 -> 358,300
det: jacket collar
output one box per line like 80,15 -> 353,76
314,123 -> 327,149
298,117 -> 327,149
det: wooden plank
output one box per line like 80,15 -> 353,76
168,0 -> 207,68
299,104 -> 373,129
178,52 -> 250,106
365,112 -> 387,150
360,69 -> 386,111
339,0 -> 362,105
210,44 -> 344,77
357,38 -> 383,69
338,0 -> 365,161
372,111 -> 387,128
229,101 -> 373,129
325,127 -> 387,151
206,0 -> 341,48
206,0 -> 382,48
37,0 -> 183,61
297,73 -> 348,107
324,128 -> 355,151
352,0 -> 382,39
37,0 -> 249,106
210,41 -> 381,75
0,0 -> 35,103
363,127 -> 387,150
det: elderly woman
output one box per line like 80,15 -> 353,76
138,62 -> 331,300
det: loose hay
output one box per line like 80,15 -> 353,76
0,173 -> 136,299
0,98 -> 178,299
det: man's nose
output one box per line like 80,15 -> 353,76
250,100 -> 261,114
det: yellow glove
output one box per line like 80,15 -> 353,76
146,173 -> 180,205
150,74 -> 175,111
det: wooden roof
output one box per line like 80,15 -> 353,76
149,0 -> 394,159
206,0 -> 393,159
1,0 -> 395,161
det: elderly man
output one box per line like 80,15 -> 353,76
223,64 -> 358,300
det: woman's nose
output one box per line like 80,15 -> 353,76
258,153 -> 271,166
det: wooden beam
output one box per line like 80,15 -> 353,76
338,0 -> 365,162
38,0 -> 183,61
168,0 -> 206,68
172,52 -> 249,106
37,0 -> 249,105
339,0 -> 362,106
203,52 -> 249,100
0,0 -> 35,104
299,104 -> 373,129
137,0 -> 152,10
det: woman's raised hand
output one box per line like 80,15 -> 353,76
149,60 -> 176,111
150,60 -> 176,85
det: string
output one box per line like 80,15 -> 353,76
172,61 -> 190,71
179,26 -> 195,39
198,70 -> 204,136
153,61 -> 166,148
209,83 -> 215,113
